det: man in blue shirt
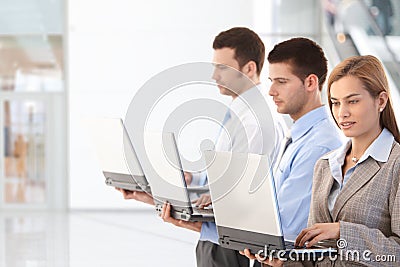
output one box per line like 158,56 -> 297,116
266,37 -> 343,238
242,38 -> 343,265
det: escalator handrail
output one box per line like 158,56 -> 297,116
356,0 -> 400,68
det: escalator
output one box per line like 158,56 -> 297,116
324,0 -> 400,121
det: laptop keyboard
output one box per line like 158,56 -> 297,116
193,207 -> 214,215
284,241 -> 306,249
285,241 -> 296,249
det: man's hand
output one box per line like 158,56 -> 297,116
192,193 -> 212,208
240,249 -> 284,267
184,172 -> 193,185
115,188 -> 154,205
160,202 -> 202,232
295,222 -> 340,248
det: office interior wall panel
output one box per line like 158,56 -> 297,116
68,0 -> 254,209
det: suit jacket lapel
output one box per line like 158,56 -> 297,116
332,157 -> 380,221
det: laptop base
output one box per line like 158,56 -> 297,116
218,226 -> 336,260
218,225 -> 285,254
155,203 -> 214,222
186,186 -> 209,194
104,172 -> 151,192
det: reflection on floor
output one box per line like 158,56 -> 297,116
0,210 -> 198,267
4,180 -> 45,204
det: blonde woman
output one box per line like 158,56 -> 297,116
295,55 -> 400,266
250,55 -> 400,266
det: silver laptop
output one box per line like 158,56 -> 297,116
204,150 -> 337,259
86,118 -> 151,192
142,131 -> 214,222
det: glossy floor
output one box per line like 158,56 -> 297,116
0,210 -> 199,267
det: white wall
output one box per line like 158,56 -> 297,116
68,0 -> 255,209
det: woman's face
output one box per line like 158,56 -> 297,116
330,76 -> 384,140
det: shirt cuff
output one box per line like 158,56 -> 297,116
199,222 -> 219,244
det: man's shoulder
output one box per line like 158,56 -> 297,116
292,121 -> 342,159
309,119 -> 342,145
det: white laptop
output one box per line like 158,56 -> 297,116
86,118 -> 151,192
142,131 -> 214,222
203,150 -> 337,259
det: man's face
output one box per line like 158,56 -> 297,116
268,62 -> 308,121
212,48 -> 249,97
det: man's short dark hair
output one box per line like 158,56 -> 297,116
213,27 -> 265,75
267,37 -> 328,90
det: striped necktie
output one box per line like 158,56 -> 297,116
273,131 -> 292,176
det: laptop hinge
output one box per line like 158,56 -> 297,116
181,209 -> 189,215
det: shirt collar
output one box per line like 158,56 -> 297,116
290,106 -> 329,142
323,139 -> 350,178
358,128 -> 394,163
322,128 -> 394,164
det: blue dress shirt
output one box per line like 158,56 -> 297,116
274,106 -> 343,236
323,128 -> 394,215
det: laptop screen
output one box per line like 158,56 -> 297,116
142,131 -> 191,207
86,118 -> 144,176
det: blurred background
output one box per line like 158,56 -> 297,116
0,0 -> 399,266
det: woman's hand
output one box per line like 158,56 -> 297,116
295,222 -> 340,248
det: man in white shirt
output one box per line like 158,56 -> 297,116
160,27 -> 286,267
118,27 -> 286,267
